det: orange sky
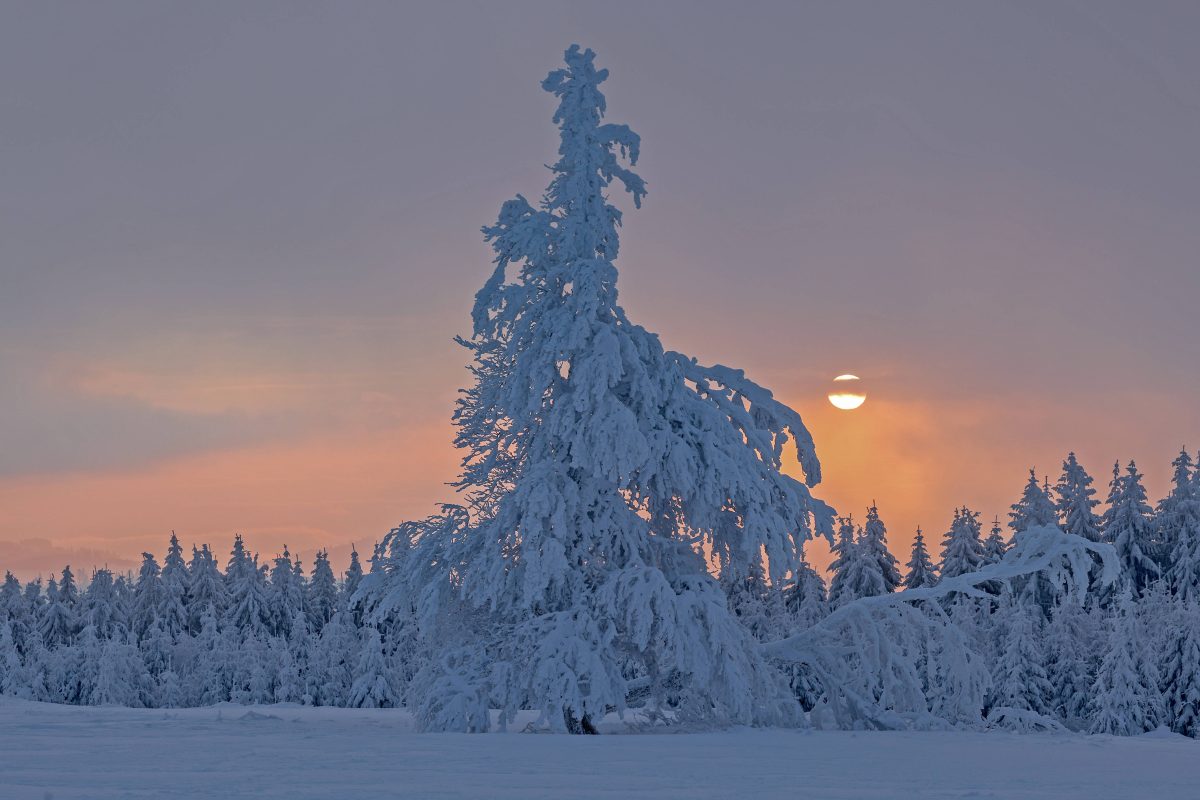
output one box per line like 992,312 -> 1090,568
0,366 -> 1190,580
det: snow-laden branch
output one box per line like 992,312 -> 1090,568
763,526 -> 1119,730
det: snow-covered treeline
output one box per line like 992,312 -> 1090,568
0,535 -> 404,709
3,45 -> 1197,739
2,450 -> 1196,735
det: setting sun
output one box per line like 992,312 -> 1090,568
828,374 -> 867,410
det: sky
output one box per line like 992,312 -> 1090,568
2,1 -> 1198,579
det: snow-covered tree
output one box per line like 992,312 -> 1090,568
343,548 -> 363,603
781,549 -> 828,631
91,633 -> 151,707
0,620 -> 30,698
23,578 -> 43,613
225,536 -> 271,638
776,550 -> 828,711
1158,449 -> 1200,602
993,594 -> 1053,717
187,544 -> 226,633
847,525 -> 888,601
1089,591 -> 1163,735
940,507 -> 985,579
364,45 -> 832,733
159,532 -> 190,637
826,518 -> 888,606
268,546 -> 305,637
827,517 -> 859,609
1103,461 -> 1160,595
1010,469 -> 1057,537
348,626 -> 400,709
188,608 -> 227,706
1161,598 -> 1200,737
722,561 -> 779,643
80,569 -> 122,639
131,553 -> 167,641
58,565 -> 79,609
309,611 -> 359,707
903,527 -> 937,590
0,572 -> 22,617
138,622 -> 181,707
38,577 -> 76,648
307,549 -> 339,631
860,503 -> 901,594
1045,597 -> 1099,729
982,517 -> 1008,565
1055,453 -> 1102,543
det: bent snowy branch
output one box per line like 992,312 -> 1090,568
763,526 -> 1119,730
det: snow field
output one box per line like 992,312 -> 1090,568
1,700 -> 1197,800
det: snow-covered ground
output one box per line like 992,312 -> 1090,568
1,699 -> 1196,800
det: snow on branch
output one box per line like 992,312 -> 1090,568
763,526 -> 1119,730
677,359 -> 822,490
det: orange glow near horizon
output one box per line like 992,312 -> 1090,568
0,370 -> 1187,582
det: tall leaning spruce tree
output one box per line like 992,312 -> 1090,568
370,46 -> 833,733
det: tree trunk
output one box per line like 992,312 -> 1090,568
564,708 -> 599,734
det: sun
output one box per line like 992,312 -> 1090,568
828,374 -> 867,410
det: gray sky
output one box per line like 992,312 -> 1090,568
2,1 -> 1197,576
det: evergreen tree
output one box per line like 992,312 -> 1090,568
131,553 -> 167,641
1103,461 -> 1160,595
159,532 -> 190,637
307,549 -> 339,631
0,620 -> 30,698
187,544 -> 226,633
722,561 -> 776,642
1045,597 -> 1098,729
309,611 -> 358,707
90,632 -> 151,707
58,624 -> 101,703
940,507 -> 985,579
225,536 -> 271,638
38,576 -> 76,648
268,546 -> 305,638
846,524 -> 888,600
903,527 -> 937,589
0,571 -> 21,616
827,516 -> 859,608
138,622 -> 176,702
982,517 -> 1008,565
58,565 -> 80,609
781,548 -> 828,631
347,626 -> 400,709
1055,453 -> 1102,542
1161,598 -> 1200,737
368,45 -> 831,733
1158,449 -> 1200,602
1089,592 -> 1162,735
342,547 -> 364,613
23,578 -> 43,613
112,574 -> 135,627
189,608 -> 227,706
860,503 -> 901,594
1009,469 -> 1057,537
994,595 -> 1053,716
81,569 -> 121,639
